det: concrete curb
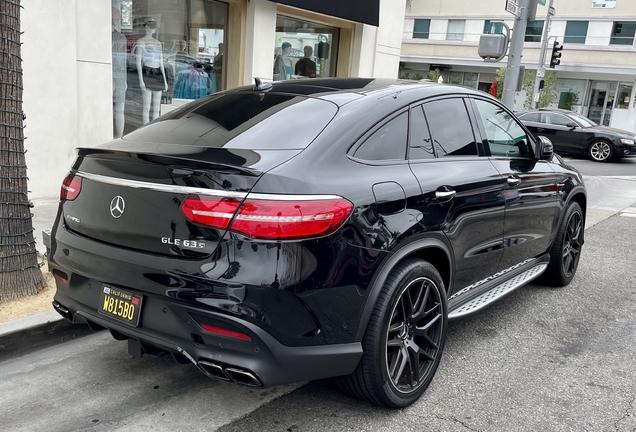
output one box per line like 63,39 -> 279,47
0,310 -> 96,362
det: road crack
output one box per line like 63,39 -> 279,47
434,414 -> 481,432
614,395 -> 636,431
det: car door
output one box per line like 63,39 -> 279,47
469,97 -> 559,271
536,112 -> 583,155
408,98 -> 506,292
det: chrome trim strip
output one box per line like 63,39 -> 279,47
76,171 -> 247,198
247,193 -> 345,201
76,171 -> 345,201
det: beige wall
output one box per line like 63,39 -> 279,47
22,0 -> 113,200
408,0 -> 636,18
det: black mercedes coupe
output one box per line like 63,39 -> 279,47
49,79 -> 586,408
518,108 -> 636,162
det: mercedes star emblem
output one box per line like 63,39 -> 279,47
110,196 -> 125,219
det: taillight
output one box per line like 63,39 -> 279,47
60,173 -> 82,201
180,195 -> 241,229
181,194 -> 353,241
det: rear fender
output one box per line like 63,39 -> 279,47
354,234 -> 454,342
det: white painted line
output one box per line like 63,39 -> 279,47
620,213 -> 636,218
621,207 -> 636,214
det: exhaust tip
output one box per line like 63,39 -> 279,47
225,368 -> 262,387
52,301 -> 72,321
198,361 -> 230,382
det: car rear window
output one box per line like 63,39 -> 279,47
122,93 -> 338,150
519,112 -> 541,122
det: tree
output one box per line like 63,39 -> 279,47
427,69 -> 442,82
494,67 -> 558,109
0,0 -> 44,301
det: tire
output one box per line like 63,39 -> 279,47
588,141 -> 614,162
338,258 -> 448,408
543,202 -> 584,287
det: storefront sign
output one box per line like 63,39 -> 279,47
271,0 -> 380,27
592,0 -> 616,8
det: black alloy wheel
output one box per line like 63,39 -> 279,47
589,141 -> 613,162
562,210 -> 583,278
337,258 -> 447,408
386,277 -> 443,394
544,201 -> 584,287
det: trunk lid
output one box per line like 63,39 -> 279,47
63,146 -> 300,257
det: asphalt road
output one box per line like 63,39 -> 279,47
3,156 -> 635,432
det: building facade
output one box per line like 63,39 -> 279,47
401,0 -> 636,130
21,0 -> 406,199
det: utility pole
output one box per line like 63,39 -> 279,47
531,0 -> 555,109
502,0 -> 531,110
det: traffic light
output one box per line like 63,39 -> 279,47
549,40 -> 563,68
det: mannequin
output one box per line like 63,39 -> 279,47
112,7 -> 128,137
213,43 -> 224,92
294,46 -> 317,78
273,42 -> 293,81
135,19 -> 168,125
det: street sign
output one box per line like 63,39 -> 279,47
537,69 -> 545,78
549,6 -> 556,15
505,0 -> 520,17
538,0 -> 546,5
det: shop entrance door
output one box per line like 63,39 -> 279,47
587,81 -> 618,126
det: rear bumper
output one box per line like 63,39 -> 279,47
53,289 -> 362,387
48,218 -> 376,386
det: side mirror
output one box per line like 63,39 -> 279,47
535,136 -> 554,161
566,122 -> 577,130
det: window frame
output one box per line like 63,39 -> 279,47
421,96 -> 484,159
347,108 -> 410,165
484,20 -> 504,35
610,21 -> 636,46
446,19 -> 466,41
407,104 -> 437,162
524,20 -> 544,43
413,19 -> 431,39
468,96 -> 537,160
564,21 -> 589,44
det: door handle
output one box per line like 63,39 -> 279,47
435,188 -> 456,201
507,176 -> 522,187
537,128 -> 545,132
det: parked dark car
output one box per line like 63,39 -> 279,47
50,79 -> 586,408
518,108 -> 636,162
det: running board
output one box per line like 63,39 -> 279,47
448,263 -> 548,319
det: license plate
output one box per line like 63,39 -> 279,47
98,286 -> 143,327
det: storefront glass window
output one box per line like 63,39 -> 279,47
615,84 -> 633,109
111,0 -> 228,138
274,15 -> 340,81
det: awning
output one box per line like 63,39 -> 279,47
271,0 -> 380,27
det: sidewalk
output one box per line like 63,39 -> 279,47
32,198 -> 59,256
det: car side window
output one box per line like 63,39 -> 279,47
409,106 -> 436,160
543,113 -> 572,126
423,99 -> 478,157
473,99 -> 531,158
519,112 -> 541,122
353,113 -> 408,161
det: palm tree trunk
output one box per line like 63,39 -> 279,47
0,0 -> 44,301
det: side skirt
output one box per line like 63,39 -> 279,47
447,254 -> 550,320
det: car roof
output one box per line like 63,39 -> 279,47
227,78 -> 490,107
